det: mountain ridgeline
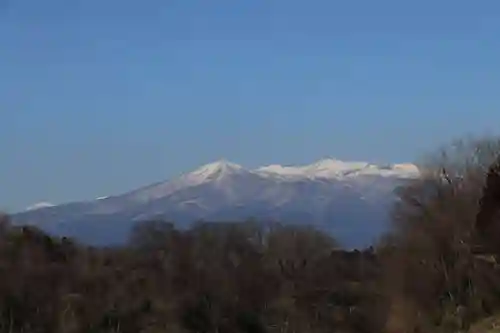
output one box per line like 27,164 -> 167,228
13,158 -> 419,248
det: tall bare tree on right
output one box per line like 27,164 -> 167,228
382,136 -> 500,333
475,154 -> 500,258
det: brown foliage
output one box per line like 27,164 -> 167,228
381,137 -> 500,333
0,218 -> 385,333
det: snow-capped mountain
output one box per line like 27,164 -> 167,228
13,158 -> 419,248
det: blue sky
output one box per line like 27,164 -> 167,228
2,0 -> 500,211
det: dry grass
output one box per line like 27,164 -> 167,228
468,315 -> 500,333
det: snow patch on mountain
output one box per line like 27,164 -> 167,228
255,164 -> 305,178
255,158 -> 419,179
25,202 -> 55,211
181,159 -> 246,185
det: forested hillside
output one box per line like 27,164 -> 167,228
0,216 -> 385,333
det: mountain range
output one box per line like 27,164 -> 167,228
12,158 -> 420,248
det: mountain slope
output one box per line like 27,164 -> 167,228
13,159 -> 419,248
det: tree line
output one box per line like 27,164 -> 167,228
3,136 -> 500,332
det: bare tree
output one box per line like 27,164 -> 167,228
383,136 -> 500,333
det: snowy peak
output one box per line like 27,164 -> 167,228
305,158 -> 370,177
255,158 -> 419,179
181,158 -> 420,182
181,159 -> 247,185
392,163 -> 420,173
308,158 -> 369,170
256,164 -> 305,177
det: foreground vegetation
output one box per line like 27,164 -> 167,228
0,217 -> 386,333
4,137 -> 500,332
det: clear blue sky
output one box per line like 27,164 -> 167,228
2,0 -> 500,211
